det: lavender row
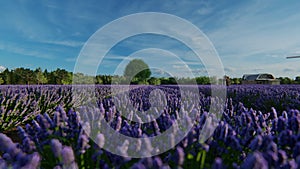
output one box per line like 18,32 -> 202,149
227,85 -> 300,112
0,85 -> 299,168
0,85 -> 75,131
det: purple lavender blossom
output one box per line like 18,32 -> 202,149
50,139 -> 62,158
61,146 -> 77,168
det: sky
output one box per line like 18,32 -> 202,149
1,0 -> 300,78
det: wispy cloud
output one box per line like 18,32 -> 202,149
40,40 -> 84,47
192,0 -> 300,77
0,42 -> 54,59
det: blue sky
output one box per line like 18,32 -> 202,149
1,0 -> 300,78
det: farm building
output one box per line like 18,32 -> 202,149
241,73 -> 280,85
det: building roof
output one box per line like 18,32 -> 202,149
242,73 -> 276,81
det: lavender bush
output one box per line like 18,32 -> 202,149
0,85 -> 299,168
0,85 -> 74,131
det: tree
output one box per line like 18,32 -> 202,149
167,77 -> 177,85
196,76 -> 210,85
73,73 -> 95,84
148,77 -> 161,85
14,68 -> 34,84
61,72 -> 72,85
50,68 -> 72,85
124,59 -> 151,84
35,68 -> 48,85
2,69 -> 13,84
0,77 -> 4,85
295,76 -> 300,84
231,78 -> 241,85
278,77 -> 292,84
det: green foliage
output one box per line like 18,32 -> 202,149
124,59 -> 151,83
295,76 -> 300,84
148,77 -> 161,85
167,77 -> 177,84
231,78 -> 241,84
278,77 -> 293,84
50,69 -> 72,85
73,73 -> 95,84
14,68 -> 35,84
0,86 -> 74,131
95,75 -> 112,84
35,68 -> 48,84
196,76 -> 210,85
1,66 -> 300,85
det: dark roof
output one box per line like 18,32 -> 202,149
242,73 -> 275,81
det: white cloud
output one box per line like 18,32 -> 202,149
104,55 -> 132,61
0,66 -> 6,72
41,40 -> 84,47
172,64 -> 188,69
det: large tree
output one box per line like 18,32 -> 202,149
124,59 -> 151,84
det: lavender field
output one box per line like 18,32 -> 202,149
0,85 -> 300,169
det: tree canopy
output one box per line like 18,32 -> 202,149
123,59 -> 151,84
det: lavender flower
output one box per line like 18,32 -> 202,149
212,157 -> 223,169
95,133 -> 105,149
130,163 -> 146,169
51,139 -> 62,158
173,146 -> 185,166
241,152 -> 268,169
61,146 -> 77,169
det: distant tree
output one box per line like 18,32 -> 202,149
209,76 -> 218,84
14,68 -> 34,84
231,78 -> 241,85
148,77 -> 161,85
124,59 -> 151,84
196,76 -> 210,85
73,73 -> 95,84
159,77 -> 169,85
111,75 -> 128,84
167,77 -> 177,85
0,71 -> 4,84
2,69 -> 12,84
94,75 -> 112,84
35,68 -> 48,85
177,77 -> 194,84
95,75 -> 103,84
61,73 -> 73,85
295,76 -> 300,84
278,77 -> 293,84
50,68 -> 72,85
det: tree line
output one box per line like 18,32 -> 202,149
0,67 -> 300,85
0,67 -> 219,85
